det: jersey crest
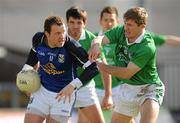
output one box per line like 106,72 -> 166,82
58,54 -> 65,63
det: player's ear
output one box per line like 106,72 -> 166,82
83,20 -> 87,28
44,31 -> 49,38
140,24 -> 146,28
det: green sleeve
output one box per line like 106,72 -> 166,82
149,31 -> 167,46
105,25 -> 124,44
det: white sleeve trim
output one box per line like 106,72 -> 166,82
82,60 -> 92,69
22,64 -> 34,71
70,78 -> 83,89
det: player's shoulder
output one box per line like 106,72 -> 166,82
32,32 -> 44,48
141,33 -> 156,54
84,29 -> 96,39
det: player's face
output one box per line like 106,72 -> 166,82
124,19 -> 144,43
100,13 -> 119,32
67,17 -> 85,39
46,24 -> 66,48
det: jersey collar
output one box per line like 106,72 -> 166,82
67,28 -> 86,41
126,29 -> 145,45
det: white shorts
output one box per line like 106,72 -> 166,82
26,86 -> 76,117
96,85 -> 120,104
114,83 -> 165,117
74,86 -> 99,108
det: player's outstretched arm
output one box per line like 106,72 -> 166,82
65,38 -> 99,86
17,32 -> 41,96
165,35 -> 180,46
56,39 -> 99,103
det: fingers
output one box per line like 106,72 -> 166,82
56,91 -> 63,102
88,53 -> 101,61
102,103 -> 113,110
88,45 -> 101,61
63,94 -> 71,103
101,96 -> 113,110
22,91 -> 31,97
64,95 -> 68,103
68,95 -> 71,103
56,91 -> 70,103
55,84 -> 74,103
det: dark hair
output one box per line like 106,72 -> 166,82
44,15 -> 64,33
123,7 -> 148,26
100,6 -> 119,19
66,6 -> 87,23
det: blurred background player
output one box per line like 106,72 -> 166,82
21,15 -> 99,123
93,6 -> 120,123
65,6 -> 105,123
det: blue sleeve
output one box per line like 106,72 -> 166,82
25,32 -> 43,66
32,32 -> 44,50
64,38 -> 99,85
25,49 -> 38,67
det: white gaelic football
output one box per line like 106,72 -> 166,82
16,69 -> 41,93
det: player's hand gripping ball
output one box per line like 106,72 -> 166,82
16,70 -> 41,93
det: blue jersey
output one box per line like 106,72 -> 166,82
35,41 -> 76,92
25,32 -> 99,93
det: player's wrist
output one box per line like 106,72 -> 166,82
22,64 -> 34,71
91,43 -> 101,49
105,91 -> 112,97
91,36 -> 103,47
82,60 -> 92,69
70,78 -> 83,89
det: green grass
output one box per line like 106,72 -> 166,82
103,109 -> 112,123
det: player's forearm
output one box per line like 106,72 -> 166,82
25,49 -> 38,67
99,63 -> 132,79
79,62 -> 99,85
70,62 -> 99,89
101,58 -> 112,96
102,71 -> 112,97
166,35 -> 180,46
65,38 -> 100,88
21,49 -> 38,71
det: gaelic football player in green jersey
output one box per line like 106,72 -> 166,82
66,6 -> 105,123
89,7 -> 166,123
94,6 -> 180,123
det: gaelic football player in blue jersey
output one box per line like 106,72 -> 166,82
21,15 -> 99,123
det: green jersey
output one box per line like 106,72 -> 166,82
94,32 -> 121,89
105,25 -> 162,85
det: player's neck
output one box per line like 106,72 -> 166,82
128,30 -> 144,43
68,30 -> 81,41
44,38 -> 55,48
